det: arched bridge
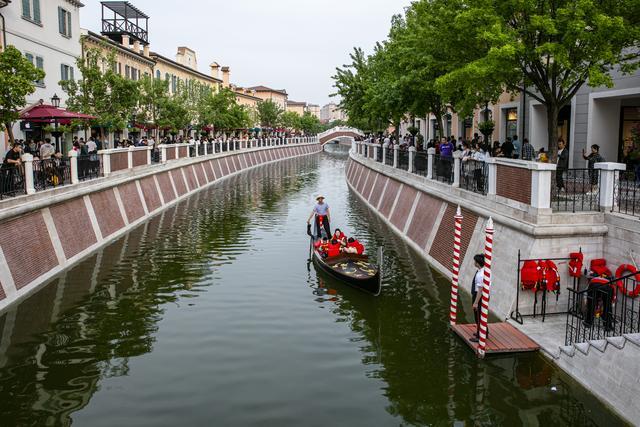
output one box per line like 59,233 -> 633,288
318,126 -> 364,146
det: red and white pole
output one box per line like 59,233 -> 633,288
477,217 -> 494,358
449,206 -> 463,326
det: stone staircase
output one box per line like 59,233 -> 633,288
556,333 -> 640,358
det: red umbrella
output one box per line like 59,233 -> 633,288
19,103 -> 96,122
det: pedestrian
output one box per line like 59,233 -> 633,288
307,195 -> 331,239
512,135 -> 520,159
582,144 -> 605,193
39,138 -> 55,160
501,137 -> 514,158
556,138 -> 569,191
521,138 -> 535,161
470,254 -> 486,343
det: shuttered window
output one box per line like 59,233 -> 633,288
58,7 -> 72,37
61,64 -> 74,81
22,0 -> 30,19
22,0 -> 41,23
32,0 -> 41,23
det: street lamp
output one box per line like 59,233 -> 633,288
51,94 -> 61,152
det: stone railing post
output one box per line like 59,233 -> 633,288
128,145 -> 134,169
408,146 -> 416,173
364,142 -> 369,158
427,147 -> 435,179
529,161 -> 556,209
194,141 -> 200,157
22,153 -> 36,194
373,143 -> 379,162
382,142 -> 389,165
146,146 -> 152,164
486,157 -> 497,195
452,151 -> 462,187
595,162 -> 627,209
393,144 -> 399,168
68,150 -> 79,184
100,150 -> 112,176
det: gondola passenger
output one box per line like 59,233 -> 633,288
332,228 -> 347,246
346,237 -> 365,255
326,239 -> 341,258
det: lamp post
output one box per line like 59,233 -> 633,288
51,94 -> 61,153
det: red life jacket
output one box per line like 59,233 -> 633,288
542,260 -> 560,293
327,243 -> 341,257
332,232 -> 345,243
349,240 -> 365,255
313,240 -> 323,249
568,252 -> 583,278
520,260 -> 541,290
589,258 -> 612,278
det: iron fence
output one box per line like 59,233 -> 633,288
33,158 -> 71,191
77,155 -> 102,181
551,168 -> 600,212
375,145 -> 383,162
397,149 -> 409,170
151,148 -> 160,163
197,143 -> 205,156
565,271 -> 640,346
414,151 -> 428,176
385,147 -> 394,165
434,155 -> 454,184
460,158 -> 488,195
613,168 -> 640,218
0,164 -> 26,199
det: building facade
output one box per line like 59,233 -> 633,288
306,104 -> 320,119
248,85 -> 288,109
3,0 -> 84,144
320,102 -> 348,123
286,100 -> 306,116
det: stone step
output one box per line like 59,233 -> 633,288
623,333 -> 640,347
559,345 -> 575,357
606,336 -> 626,349
574,342 -> 591,355
588,339 -> 607,353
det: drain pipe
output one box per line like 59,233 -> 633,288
0,12 -> 6,50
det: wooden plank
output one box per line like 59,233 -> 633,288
451,322 -> 539,355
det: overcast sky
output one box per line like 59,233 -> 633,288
80,0 -> 411,107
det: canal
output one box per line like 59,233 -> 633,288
0,145 -> 625,426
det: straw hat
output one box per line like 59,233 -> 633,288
316,195 -> 325,201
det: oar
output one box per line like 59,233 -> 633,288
307,223 -> 314,259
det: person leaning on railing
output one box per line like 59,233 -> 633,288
582,144 -> 605,193
1,143 -> 24,190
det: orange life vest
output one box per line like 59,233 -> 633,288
542,260 -> 560,294
568,252 -> 583,278
520,260 -> 541,290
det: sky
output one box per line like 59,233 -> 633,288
80,0 -> 412,107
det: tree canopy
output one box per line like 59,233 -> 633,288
257,99 -> 283,128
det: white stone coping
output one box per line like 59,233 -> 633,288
156,142 -> 195,148
486,156 -> 557,171
98,146 -> 153,155
594,162 -> 626,171
0,142 -> 319,221
350,152 -> 608,238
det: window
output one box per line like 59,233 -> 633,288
25,52 -> 44,86
172,75 -> 177,93
118,62 -> 122,75
22,0 -> 41,24
125,65 -> 130,79
58,7 -> 72,38
505,108 -> 518,139
60,64 -> 74,81
156,70 -> 161,79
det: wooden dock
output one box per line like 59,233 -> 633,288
451,322 -> 540,355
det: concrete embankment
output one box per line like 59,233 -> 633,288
346,151 -> 640,424
0,143 -> 321,313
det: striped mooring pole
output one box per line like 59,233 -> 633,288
449,206 -> 463,326
477,217 -> 494,358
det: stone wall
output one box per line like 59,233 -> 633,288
0,143 -> 321,312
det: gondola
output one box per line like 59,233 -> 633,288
307,225 -> 382,296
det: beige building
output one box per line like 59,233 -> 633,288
307,104 -> 321,119
210,64 -> 261,125
150,49 -> 221,96
320,102 -> 348,123
286,101 -> 306,116
82,30 -> 155,80
248,85 -> 288,109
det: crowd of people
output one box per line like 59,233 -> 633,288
313,229 -> 365,258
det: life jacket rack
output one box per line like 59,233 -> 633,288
510,248 -> 582,325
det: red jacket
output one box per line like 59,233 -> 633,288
349,240 -> 365,255
327,243 -> 341,257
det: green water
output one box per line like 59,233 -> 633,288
0,146 -> 626,426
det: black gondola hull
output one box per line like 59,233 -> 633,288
311,249 -> 381,295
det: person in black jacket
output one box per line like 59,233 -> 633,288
556,138 -> 569,191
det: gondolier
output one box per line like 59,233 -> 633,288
307,195 -> 332,239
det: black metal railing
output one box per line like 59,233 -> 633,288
77,155 -> 102,181
613,168 -> 640,218
414,151 -> 428,176
189,145 -> 196,157
385,147 -> 394,165
33,158 -> 71,191
434,155 -> 454,184
375,145 -> 383,162
397,149 -> 409,170
551,168 -> 600,212
460,158 -> 488,195
0,164 -> 26,199
151,149 -> 160,163
197,143 -> 205,156
565,271 -> 640,346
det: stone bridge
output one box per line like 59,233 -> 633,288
318,126 -> 364,146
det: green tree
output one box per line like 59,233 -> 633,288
438,0 -> 640,159
300,111 -> 322,134
139,75 -> 170,137
61,45 -> 140,140
199,88 -> 250,133
0,46 -> 45,144
281,111 -> 301,130
257,99 -> 282,129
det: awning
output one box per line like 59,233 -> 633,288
19,103 -> 96,122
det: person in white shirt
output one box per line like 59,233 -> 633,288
86,138 -> 97,153
39,138 -> 55,159
470,254 -> 486,343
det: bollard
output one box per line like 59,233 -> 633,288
100,150 -> 112,175
382,142 -> 389,165
453,151 -> 462,187
427,147 -> 435,179
22,153 -> 36,194
393,144 -> 399,168
68,150 -> 79,184
408,146 -> 416,173
128,145 -> 134,169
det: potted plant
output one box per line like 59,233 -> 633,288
478,120 -> 495,143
